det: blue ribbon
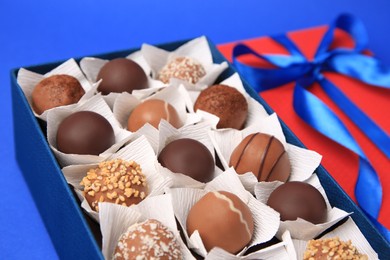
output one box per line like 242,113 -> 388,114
232,13 -> 390,240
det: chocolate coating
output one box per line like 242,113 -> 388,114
114,219 -> 182,260
229,133 -> 291,182
56,111 -> 115,155
194,84 -> 248,129
158,56 -> 206,84
80,159 -> 147,212
186,191 -> 254,254
267,182 -> 327,224
304,237 -> 367,260
158,138 -> 214,183
32,74 -> 85,114
97,58 -> 147,95
127,99 -> 182,132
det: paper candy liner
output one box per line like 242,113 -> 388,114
255,174 -> 351,240
141,36 -> 228,90
62,135 -> 173,221
46,94 -> 132,167
112,84 -> 201,132
17,59 -> 95,121
293,217 -> 378,259
207,231 -> 296,260
156,120 -> 223,188
79,50 -> 164,91
99,194 -> 194,259
167,168 -> 280,258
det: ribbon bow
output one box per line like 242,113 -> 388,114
232,13 -> 390,240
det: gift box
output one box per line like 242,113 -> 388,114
10,37 -> 389,259
218,14 -> 390,235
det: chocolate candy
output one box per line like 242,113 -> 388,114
97,58 -> 147,95
304,237 -> 368,260
194,84 -> 248,129
267,182 -> 327,224
229,133 -> 291,182
127,99 -> 182,132
114,219 -> 182,260
56,111 -> 115,155
32,74 -> 85,114
158,138 -> 214,183
186,191 -> 254,254
80,159 -> 147,212
158,56 -> 206,84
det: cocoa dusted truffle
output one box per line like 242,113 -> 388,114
80,159 -> 147,212
186,191 -> 254,254
32,74 -> 85,114
267,182 -> 327,224
56,111 -> 115,155
229,133 -> 291,182
158,56 -> 206,84
114,219 -> 182,260
304,237 -> 368,260
158,138 -> 214,183
97,58 -> 147,95
194,84 -> 248,129
127,99 -> 182,132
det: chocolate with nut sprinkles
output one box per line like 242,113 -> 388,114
114,219 -> 182,260
304,237 -> 368,260
80,159 -> 148,212
158,56 -> 206,84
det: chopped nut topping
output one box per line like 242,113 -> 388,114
80,159 -> 148,212
304,237 -> 368,260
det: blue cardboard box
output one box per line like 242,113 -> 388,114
10,38 -> 390,259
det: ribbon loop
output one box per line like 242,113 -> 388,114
232,13 -> 390,240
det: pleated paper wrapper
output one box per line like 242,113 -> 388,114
62,135 -> 172,222
167,169 -> 281,259
98,193 -> 194,259
255,174 -> 351,240
17,58 -> 95,120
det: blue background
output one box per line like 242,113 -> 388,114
1,1 -> 389,259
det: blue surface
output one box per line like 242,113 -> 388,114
1,1 -> 390,259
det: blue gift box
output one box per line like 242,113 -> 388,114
10,38 -> 390,259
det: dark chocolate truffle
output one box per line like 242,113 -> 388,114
80,159 -> 147,212
56,111 -> 115,155
186,191 -> 254,254
304,237 -> 368,260
127,99 -> 182,132
229,133 -> 291,182
194,84 -> 248,129
114,219 -> 182,260
158,138 -> 214,183
97,58 -> 147,95
267,182 -> 327,224
32,74 -> 85,114
158,56 -> 206,84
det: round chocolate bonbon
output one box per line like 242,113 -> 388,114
194,84 -> 248,129
127,99 -> 182,132
158,56 -> 206,84
32,74 -> 85,114
80,159 -> 147,212
267,182 -> 327,224
97,58 -> 147,94
304,237 -> 368,260
158,138 -> 214,183
186,191 -> 254,254
229,133 -> 291,182
56,111 -> 115,155
114,219 -> 182,260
